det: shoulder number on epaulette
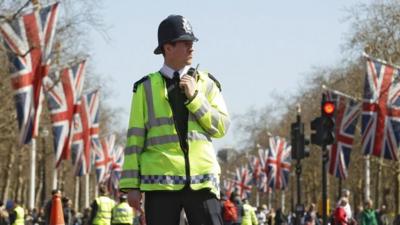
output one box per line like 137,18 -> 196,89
208,73 -> 221,91
133,76 -> 149,93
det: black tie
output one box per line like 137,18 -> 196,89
173,71 -> 180,81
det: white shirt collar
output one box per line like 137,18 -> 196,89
160,64 -> 191,79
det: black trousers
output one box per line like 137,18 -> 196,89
144,188 -> 223,225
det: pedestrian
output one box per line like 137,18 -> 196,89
360,199 -> 377,225
0,200 -> 9,225
241,199 -> 258,225
81,208 -> 91,225
340,189 -> 354,224
335,198 -> 349,225
62,197 -> 73,225
89,185 -> 116,225
304,203 -> 318,225
354,205 -> 364,225
266,208 -> 275,225
44,189 -> 62,225
111,194 -> 134,225
220,192 -> 237,225
230,194 -> 244,225
36,207 -> 45,225
375,205 -> 389,225
255,206 -> 266,225
275,208 -> 287,225
6,200 -> 24,225
119,14 -> 230,225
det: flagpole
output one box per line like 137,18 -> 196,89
365,155 -> 371,200
396,162 -> 400,215
74,177 -> 80,212
85,174 -> 90,208
375,158 -> 383,207
256,191 -> 259,207
268,190 -> 272,209
281,191 -> 285,213
52,165 -> 58,190
29,138 -> 37,210
363,52 -> 400,69
322,85 -> 361,102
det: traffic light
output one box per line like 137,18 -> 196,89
291,121 -> 300,159
291,118 -> 310,159
310,98 -> 336,146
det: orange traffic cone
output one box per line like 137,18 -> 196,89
50,193 -> 65,225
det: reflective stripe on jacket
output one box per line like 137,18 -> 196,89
112,202 -> 134,224
93,196 -> 116,225
120,70 -> 230,197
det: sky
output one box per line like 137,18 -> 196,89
90,0 -> 369,150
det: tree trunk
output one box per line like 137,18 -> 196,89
21,180 -> 27,207
2,145 -> 15,201
375,158 -> 383,208
35,173 -> 43,209
312,171 -> 318,203
15,152 -> 23,203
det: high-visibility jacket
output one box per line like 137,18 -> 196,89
120,70 -> 230,197
13,206 -> 24,225
111,202 -> 134,225
93,196 -> 116,225
241,203 -> 258,225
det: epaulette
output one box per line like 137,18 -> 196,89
208,73 -> 221,91
133,76 -> 149,93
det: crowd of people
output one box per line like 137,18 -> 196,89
0,188 -> 399,225
218,189 -> 399,225
0,186 -> 143,225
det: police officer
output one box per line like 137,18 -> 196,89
241,199 -> 258,225
120,15 -> 230,225
111,194 -> 134,225
90,185 -> 116,225
7,201 -> 24,225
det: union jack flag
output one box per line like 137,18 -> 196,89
107,144 -> 124,198
71,90 -> 100,176
234,166 -> 252,199
248,155 -> 261,185
258,148 -> 269,192
94,134 -> 115,183
222,179 -> 235,198
0,3 -> 59,145
44,61 -> 86,167
266,136 -> 291,190
326,92 -> 361,179
362,56 -> 400,160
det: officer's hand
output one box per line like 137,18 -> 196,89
179,74 -> 197,100
127,189 -> 142,211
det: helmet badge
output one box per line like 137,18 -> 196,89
182,17 -> 193,34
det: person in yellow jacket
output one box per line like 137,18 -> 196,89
111,194 -> 134,225
90,185 -> 116,225
119,14 -> 230,225
7,201 -> 24,225
241,199 -> 258,225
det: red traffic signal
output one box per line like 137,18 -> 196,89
322,101 -> 335,116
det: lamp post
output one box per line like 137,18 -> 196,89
40,127 -> 49,207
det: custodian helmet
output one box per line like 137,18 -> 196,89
154,15 -> 198,54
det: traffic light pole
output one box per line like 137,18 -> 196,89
295,113 -> 303,225
310,93 -> 336,225
322,144 -> 329,225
